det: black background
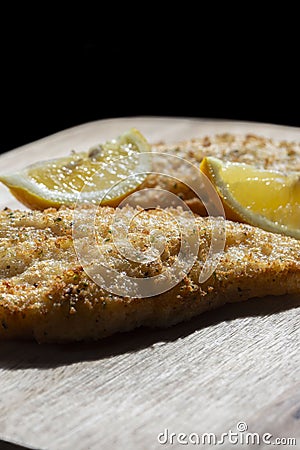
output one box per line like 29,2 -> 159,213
1,17 -> 299,155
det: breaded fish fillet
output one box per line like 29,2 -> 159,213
0,206 -> 300,342
143,133 -> 300,214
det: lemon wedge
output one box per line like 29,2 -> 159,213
200,156 -> 300,239
0,128 -> 150,210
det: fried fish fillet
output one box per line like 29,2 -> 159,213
142,133 -> 300,214
0,206 -> 300,342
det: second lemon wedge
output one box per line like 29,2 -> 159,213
0,128 -> 150,210
200,156 -> 300,239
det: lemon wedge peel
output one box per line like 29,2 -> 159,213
0,129 -> 151,210
200,156 -> 300,240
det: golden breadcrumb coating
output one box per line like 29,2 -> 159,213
0,205 -> 300,342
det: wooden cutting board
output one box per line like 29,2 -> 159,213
0,118 -> 299,450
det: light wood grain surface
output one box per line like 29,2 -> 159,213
0,118 -> 299,450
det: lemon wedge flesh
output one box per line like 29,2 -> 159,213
0,128 -> 150,210
200,156 -> 300,239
